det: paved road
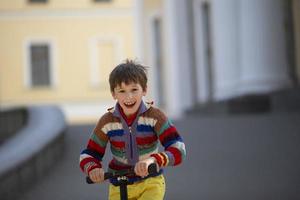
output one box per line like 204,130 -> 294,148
18,113 -> 300,200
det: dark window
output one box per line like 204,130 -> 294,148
201,2 -> 214,101
30,44 -> 51,87
28,0 -> 48,3
283,0 -> 297,84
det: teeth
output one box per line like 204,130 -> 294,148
124,102 -> 135,106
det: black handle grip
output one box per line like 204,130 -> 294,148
104,172 -> 114,180
86,176 -> 93,184
148,163 -> 158,175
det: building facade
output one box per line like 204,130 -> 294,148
1,0 -> 300,122
135,0 -> 300,118
0,0 -> 136,123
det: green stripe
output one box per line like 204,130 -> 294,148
138,143 -> 158,155
91,133 -> 107,147
158,120 -> 171,136
111,147 -> 125,158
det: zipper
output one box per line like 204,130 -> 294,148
129,126 -> 133,159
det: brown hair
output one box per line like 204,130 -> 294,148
109,59 -> 148,92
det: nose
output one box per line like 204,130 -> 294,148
126,92 -> 133,99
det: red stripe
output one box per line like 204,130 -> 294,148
80,157 -> 101,171
151,154 -> 163,167
160,153 -> 168,166
136,135 -> 158,146
88,140 -> 105,155
109,160 -> 132,171
167,147 -> 182,166
110,140 -> 125,149
159,126 -> 177,142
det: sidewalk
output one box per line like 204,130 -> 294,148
18,112 -> 300,200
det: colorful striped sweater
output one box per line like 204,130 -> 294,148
79,101 -> 186,180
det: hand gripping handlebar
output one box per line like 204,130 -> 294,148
86,163 -> 158,184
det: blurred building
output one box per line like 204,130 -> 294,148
1,0 -> 300,123
0,0 -> 136,123
136,0 -> 300,117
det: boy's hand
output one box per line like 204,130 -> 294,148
88,168 -> 105,183
134,157 -> 157,178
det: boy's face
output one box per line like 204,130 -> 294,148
112,82 -> 147,116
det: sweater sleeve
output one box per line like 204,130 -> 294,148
79,114 -> 109,175
150,108 -> 186,167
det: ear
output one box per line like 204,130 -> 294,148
142,87 -> 147,96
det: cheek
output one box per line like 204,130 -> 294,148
114,95 -> 122,101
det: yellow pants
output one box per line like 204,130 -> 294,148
108,175 -> 165,200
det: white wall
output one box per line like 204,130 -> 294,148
140,0 -> 294,118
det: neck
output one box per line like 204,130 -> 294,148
118,104 -> 138,126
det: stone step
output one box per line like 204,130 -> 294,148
186,86 -> 300,115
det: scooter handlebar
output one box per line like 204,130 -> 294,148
86,163 -> 158,184
86,172 -> 113,184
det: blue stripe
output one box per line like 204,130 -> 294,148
81,149 -> 103,161
107,129 -> 124,137
137,125 -> 154,132
164,136 -> 183,148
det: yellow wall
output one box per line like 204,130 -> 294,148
0,0 -> 132,10
0,18 -> 134,104
0,0 -> 135,109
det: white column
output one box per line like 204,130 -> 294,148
133,0 -> 145,62
176,0 -> 193,110
193,0 -> 211,103
211,0 -> 241,100
239,0 -> 291,95
162,0 -> 182,118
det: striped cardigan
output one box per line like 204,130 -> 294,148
79,101 -> 186,179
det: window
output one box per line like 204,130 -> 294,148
29,44 -> 51,87
89,37 -> 121,88
283,0 -> 297,84
201,2 -> 214,100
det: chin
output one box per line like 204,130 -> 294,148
128,107 -> 139,114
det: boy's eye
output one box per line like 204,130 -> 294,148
132,88 -> 138,91
119,90 -> 125,93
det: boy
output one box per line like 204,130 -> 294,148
79,59 -> 186,200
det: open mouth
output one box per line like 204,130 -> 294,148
124,101 -> 136,108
